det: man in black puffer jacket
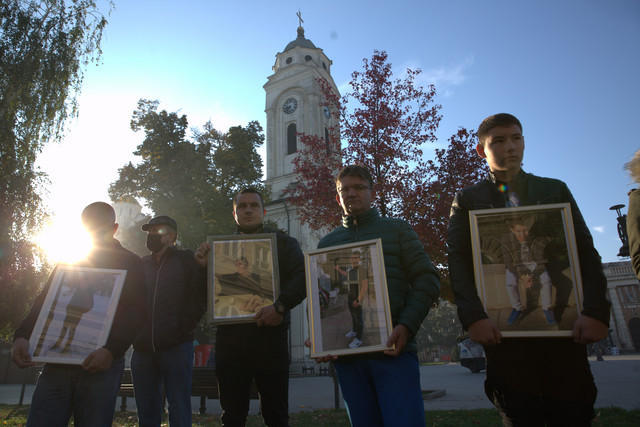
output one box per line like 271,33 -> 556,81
132,215 -> 207,427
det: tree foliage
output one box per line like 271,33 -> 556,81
0,0 -> 111,341
415,299 -> 463,356
285,51 -> 488,300
109,99 -> 265,250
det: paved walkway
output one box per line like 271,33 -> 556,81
1,355 -> 638,415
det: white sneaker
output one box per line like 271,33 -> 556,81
348,338 -> 362,349
345,331 -> 357,338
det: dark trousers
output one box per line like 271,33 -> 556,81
215,326 -> 290,427
484,338 -> 597,427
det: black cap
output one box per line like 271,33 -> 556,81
141,215 -> 178,232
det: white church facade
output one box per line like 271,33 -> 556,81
263,23 -> 339,371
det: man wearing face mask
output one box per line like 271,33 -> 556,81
131,216 -> 207,426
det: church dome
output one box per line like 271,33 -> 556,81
284,26 -> 316,51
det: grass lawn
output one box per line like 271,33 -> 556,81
2,405 -> 639,426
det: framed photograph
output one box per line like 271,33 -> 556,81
305,239 -> 394,358
29,266 -> 127,364
207,233 -> 279,324
469,203 -> 584,337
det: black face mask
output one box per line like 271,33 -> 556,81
146,234 -> 165,253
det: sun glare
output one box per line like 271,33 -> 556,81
36,217 -> 93,264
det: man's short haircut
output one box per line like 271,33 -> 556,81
81,202 -> 116,231
507,215 -> 527,230
477,113 -> 523,146
233,187 -> 265,210
335,165 -> 374,190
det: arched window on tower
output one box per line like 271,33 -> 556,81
287,123 -> 297,154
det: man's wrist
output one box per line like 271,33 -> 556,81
273,300 -> 286,315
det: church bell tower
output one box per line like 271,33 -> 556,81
263,17 -> 339,250
263,15 -> 339,371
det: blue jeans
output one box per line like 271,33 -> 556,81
26,357 -> 125,427
131,341 -> 194,426
334,352 -> 425,427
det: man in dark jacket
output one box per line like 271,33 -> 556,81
195,188 -> 306,427
448,113 -> 610,425
12,202 -> 147,427
132,215 -> 206,426
315,165 -> 440,427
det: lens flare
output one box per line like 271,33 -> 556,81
36,217 -> 93,264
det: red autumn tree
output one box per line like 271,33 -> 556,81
408,128 -> 489,300
284,50 -> 488,300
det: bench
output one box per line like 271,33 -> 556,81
117,367 -> 259,414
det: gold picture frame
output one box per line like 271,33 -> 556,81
207,233 -> 280,324
469,203 -> 584,337
305,239 -> 394,358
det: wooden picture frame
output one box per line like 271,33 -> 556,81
207,233 -> 279,324
469,203 -> 584,337
305,239 -> 394,358
29,266 -> 127,364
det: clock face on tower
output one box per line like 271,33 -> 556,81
283,98 -> 298,114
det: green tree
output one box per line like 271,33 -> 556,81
109,99 -> 265,249
0,0 -> 111,341
416,299 -> 463,360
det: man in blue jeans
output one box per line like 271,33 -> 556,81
132,216 -> 207,426
315,165 -> 440,427
12,202 -> 147,427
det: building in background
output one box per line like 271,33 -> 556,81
603,261 -> 640,352
263,22 -> 340,371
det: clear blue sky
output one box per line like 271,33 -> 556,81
36,0 -> 640,262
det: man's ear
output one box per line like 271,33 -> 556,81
336,194 -> 341,205
476,143 -> 487,159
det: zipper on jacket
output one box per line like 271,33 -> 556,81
150,256 -> 166,352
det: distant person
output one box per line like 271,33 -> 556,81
195,188 -> 306,427
336,250 -> 369,349
315,165 -> 440,427
217,255 -> 270,313
131,216 -> 207,426
501,216 -> 556,326
51,272 -> 95,352
626,149 -> 640,279
12,202 -> 147,427
448,113 -> 611,425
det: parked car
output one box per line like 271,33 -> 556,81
457,335 -> 486,373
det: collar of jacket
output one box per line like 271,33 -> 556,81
236,223 -> 264,234
485,168 -> 528,186
341,207 -> 380,229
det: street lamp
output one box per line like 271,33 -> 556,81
610,204 -> 630,258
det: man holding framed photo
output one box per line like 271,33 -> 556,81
11,202 -> 147,427
448,113 -> 611,425
316,165 -> 440,427
195,188 -> 306,427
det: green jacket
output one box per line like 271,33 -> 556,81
318,208 -> 440,352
